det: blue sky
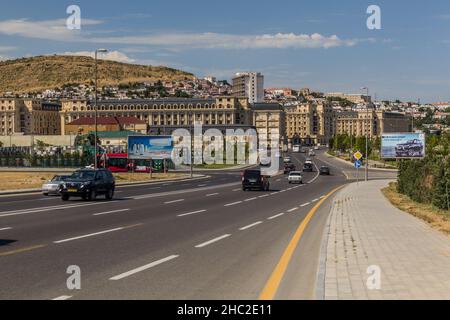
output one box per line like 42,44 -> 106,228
0,0 -> 450,102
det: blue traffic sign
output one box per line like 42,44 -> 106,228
355,160 -> 362,169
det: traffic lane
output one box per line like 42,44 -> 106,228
0,170 -> 319,251
274,188 -> 337,300
71,177 -> 346,299
0,174 -> 344,299
0,173 -> 238,211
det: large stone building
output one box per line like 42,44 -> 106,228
60,97 -> 253,135
326,92 -> 372,104
252,103 -> 286,148
232,72 -> 264,104
336,110 -> 410,138
0,98 -> 61,136
285,102 -> 335,145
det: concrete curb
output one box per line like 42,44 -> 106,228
314,187 -> 342,300
0,174 -> 207,196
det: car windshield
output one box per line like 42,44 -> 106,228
290,173 -> 302,176
70,171 -> 96,180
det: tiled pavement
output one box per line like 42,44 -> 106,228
320,180 -> 450,300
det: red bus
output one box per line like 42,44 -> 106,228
99,153 -> 163,173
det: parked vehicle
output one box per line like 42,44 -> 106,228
288,171 -> 303,184
319,166 -> 331,175
42,175 -> 71,196
242,169 -> 270,191
60,168 -> 116,201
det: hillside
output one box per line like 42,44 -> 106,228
0,55 -> 195,94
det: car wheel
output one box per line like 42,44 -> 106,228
105,188 -> 114,200
62,194 -> 69,201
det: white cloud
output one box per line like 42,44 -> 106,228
60,50 -> 135,63
94,32 -> 357,49
0,18 -> 102,41
0,19 -> 358,50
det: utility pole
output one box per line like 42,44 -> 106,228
361,87 -> 370,182
94,49 -> 108,169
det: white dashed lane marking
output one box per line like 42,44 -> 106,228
195,235 -> 231,248
239,221 -> 263,231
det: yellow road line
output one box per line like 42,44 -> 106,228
259,185 -> 346,300
0,244 -> 47,257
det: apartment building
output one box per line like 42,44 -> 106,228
232,72 -> 264,104
252,103 -> 286,148
60,97 -> 252,135
336,110 -> 410,137
285,102 -> 335,145
0,98 -> 61,135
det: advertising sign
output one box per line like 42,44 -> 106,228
128,136 -> 174,160
381,133 -> 426,159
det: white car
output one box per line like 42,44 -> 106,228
314,146 -> 320,150
292,145 -> 300,153
283,156 -> 292,163
309,151 -> 316,157
288,171 -> 303,184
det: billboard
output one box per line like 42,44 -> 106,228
381,133 -> 426,159
128,136 -> 174,160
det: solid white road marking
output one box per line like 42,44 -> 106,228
195,234 -> 231,248
54,227 -> 125,244
239,221 -> 263,231
301,202 -> 311,207
225,201 -> 242,207
244,197 -> 257,202
258,194 -> 269,198
198,184 -> 207,187
320,195 -> 326,199
177,210 -> 207,217
287,207 -> 299,213
232,188 -> 241,192
312,198 -> 319,203
93,209 -> 130,216
52,295 -> 72,300
268,213 -> 285,220
110,255 -> 180,281
0,227 -> 12,231
164,199 -> 185,204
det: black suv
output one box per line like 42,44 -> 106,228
61,169 -> 116,201
242,169 -> 270,191
395,139 -> 424,157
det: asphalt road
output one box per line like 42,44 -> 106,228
0,150 -> 397,300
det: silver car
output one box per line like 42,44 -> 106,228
288,171 -> 303,184
42,175 -> 71,196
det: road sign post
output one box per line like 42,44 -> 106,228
355,159 -> 362,185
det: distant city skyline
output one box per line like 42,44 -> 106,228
0,0 -> 450,102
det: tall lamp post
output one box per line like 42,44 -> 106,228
361,87 -> 370,182
94,49 -> 108,169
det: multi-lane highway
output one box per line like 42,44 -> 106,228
0,150 -> 396,300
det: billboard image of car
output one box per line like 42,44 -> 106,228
381,133 -> 426,159
128,136 -> 174,160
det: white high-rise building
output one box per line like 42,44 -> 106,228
232,72 -> 264,103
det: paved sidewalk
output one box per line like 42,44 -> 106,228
320,180 -> 450,300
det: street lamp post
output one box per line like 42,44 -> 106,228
362,87 -> 370,182
94,49 -> 108,169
